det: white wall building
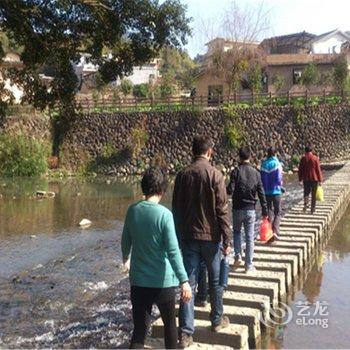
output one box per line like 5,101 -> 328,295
312,29 -> 350,54
115,59 -> 161,86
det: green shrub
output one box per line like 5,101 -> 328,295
102,142 -> 117,158
130,127 -> 149,155
133,83 -> 150,98
223,106 -> 247,149
225,124 -> 245,149
120,79 -> 133,96
0,134 -> 49,177
292,105 -> 307,126
291,154 -> 301,169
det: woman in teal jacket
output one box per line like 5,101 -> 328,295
122,167 -> 191,349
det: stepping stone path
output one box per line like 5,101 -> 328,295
149,163 -> 350,349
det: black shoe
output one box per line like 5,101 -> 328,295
211,315 -> 230,332
194,297 -> 208,307
178,333 -> 193,349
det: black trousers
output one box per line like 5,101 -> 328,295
303,181 -> 318,212
130,286 -> 177,349
266,195 -> 282,235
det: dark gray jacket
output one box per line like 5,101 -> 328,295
227,162 -> 268,216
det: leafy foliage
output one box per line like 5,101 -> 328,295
271,74 -> 285,92
0,134 -> 49,177
0,0 -> 191,116
130,127 -> 149,155
223,105 -> 247,149
247,62 -> 263,93
120,79 -> 133,97
333,55 -> 348,92
159,46 -> 198,92
290,154 -> 301,169
133,83 -> 150,98
102,142 -> 117,158
300,63 -> 320,88
159,72 -> 175,98
211,50 -> 249,94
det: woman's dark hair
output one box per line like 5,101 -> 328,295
267,147 -> 276,158
192,135 -> 213,156
141,167 -> 168,197
239,146 -> 251,161
305,146 -> 313,153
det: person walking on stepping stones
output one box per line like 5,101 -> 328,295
298,146 -> 323,214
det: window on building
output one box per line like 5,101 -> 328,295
293,69 -> 302,84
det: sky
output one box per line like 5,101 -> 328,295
183,0 -> 350,57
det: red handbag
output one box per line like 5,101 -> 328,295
260,217 -> 274,242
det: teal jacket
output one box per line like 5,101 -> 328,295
121,200 -> 188,288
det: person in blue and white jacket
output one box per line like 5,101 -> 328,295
261,147 -> 283,240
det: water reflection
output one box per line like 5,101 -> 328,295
0,177 -> 143,237
268,204 -> 350,349
302,254 -> 324,304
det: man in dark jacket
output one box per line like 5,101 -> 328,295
298,146 -> 323,214
173,135 -> 232,348
227,147 -> 268,274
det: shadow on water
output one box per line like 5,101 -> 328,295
0,171 -> 335,348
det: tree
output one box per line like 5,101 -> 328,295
211,50 -> 249,95
199,0 -> 270,95
0,0 -> 191,122
272,74 -> 285,92
247,62 -> 263,93
300,63 -> 320,88
159,72 -> 175,98
159,47 -> 197,92
120,79 -> 133,97
333,55 -> 348,92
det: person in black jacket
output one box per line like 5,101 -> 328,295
227,147 -> 268,274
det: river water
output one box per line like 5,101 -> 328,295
0,172 -> 346,349
265,203 -> 350,349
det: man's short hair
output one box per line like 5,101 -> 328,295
141,167 -> 168,196
305,146 -> 313,153
267,147 -> 276,157
239,146 -> 251,161
192,135 -> 213,156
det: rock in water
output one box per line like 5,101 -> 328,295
79,219 -> 92,228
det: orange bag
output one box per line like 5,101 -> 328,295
260,217 -> 274,243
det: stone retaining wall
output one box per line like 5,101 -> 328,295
60,105 -> 350,175
1,105 -> 350,176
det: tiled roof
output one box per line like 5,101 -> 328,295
312,29 -> 350,42
261,31 -> 316,47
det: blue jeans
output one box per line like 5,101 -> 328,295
179,241 -> 223,335
232,209 -> 256,269
196,261 -> 208,301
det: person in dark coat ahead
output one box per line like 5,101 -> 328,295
227,146 -> 268,274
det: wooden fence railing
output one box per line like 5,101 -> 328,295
5,89 -> 350,116
76,89 -> 350,112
